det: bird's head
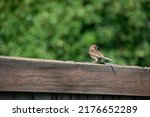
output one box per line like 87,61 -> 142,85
90,44 -> 100,50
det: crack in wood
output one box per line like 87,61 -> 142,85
110,66 -> 117,76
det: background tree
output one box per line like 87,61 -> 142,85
0,0 -> 150,66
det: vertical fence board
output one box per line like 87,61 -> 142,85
0,92 -> 13,100
33,93 -> 53,100
70,94 -> 87,100
55,94 -> 71,100
12,92 -> 33,100
86,94 -> 104,100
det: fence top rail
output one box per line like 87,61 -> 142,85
0,56 -> 150,96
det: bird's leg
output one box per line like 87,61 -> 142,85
92,58 -> 98,64
92,61 -> 97,64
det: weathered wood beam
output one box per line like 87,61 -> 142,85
0,56 -> 149,96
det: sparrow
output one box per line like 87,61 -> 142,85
89,44 -> 112,63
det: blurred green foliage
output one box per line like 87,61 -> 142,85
0,0 -> 150,66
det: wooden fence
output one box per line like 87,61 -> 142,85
0,56 -> 150,100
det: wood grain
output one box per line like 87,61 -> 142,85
0,56 -> 150,96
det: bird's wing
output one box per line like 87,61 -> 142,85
98,51 -> 104,58
90,50 -> 104,58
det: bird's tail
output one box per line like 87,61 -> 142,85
102,57 -> 112,61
